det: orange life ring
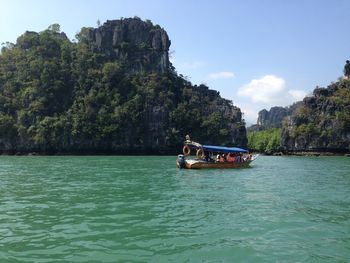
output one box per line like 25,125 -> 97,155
196,148 -> 204,159
183,145 -> 191,156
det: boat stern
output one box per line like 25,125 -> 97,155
176,154 -> 186,169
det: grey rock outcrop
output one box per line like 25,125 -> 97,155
281,81 -> 350,152
248,103 -> 302,132
86,17 -> 171,73
257,107 -> 288,128
193,85 -> 247,147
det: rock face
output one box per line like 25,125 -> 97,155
86,18 -> 171,73
281,80 -> 350,152
257,107 -> 288,128
0,18 -> 248,154
81,18 -> 247,150
191,85 -> 247,147
141,83 -> 247,152
248,103 -> 301,132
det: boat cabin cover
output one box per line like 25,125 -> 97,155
202,145 -> 248,153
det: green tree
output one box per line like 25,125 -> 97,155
47,24 -> 61,33
248,128 -> 281,153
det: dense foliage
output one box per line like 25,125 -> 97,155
247,128 -> 281,153
0,23 -> 246,154
282,79 -> 350,152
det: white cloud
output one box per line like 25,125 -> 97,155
237,75 -> 286,104
236,75 -> 307,125
288,89 -> 307,101
237,75 -> 306,105
207,71 -> 235,80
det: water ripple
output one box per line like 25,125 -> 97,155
0,156 -> 349,262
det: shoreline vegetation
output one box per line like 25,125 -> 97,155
268,151 -> 350,157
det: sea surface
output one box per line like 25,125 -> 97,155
0,156 -> 349,262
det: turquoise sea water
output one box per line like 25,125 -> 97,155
0,156 -> 349,262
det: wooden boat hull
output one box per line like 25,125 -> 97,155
176,138 -> 257,169
176,159 -> 253,169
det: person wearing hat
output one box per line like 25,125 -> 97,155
344,60 -> 350,79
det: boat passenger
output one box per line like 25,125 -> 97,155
204,152 -> 212,162
226,153 -> 235,162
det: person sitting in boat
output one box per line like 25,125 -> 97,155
235,155 -> 241,163
226,153 -> 235,162
204,152 -> 213,162
219,154 -> 225,163
216,154 -> 224,163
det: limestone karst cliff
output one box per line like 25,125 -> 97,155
248,103 -> 301,132
0,18 -> 247,154
282,80 -> 350,152
258,106 -> 290,128
84,18 -> 171,74
248,79 -> 350,153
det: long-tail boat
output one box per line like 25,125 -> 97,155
176,136 -> 257,169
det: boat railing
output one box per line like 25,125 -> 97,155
184,140 -> 203,149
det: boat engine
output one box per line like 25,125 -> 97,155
177,154 -> 186,169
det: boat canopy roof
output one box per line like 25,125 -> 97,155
202,145 -> 248,153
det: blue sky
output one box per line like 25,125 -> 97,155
1,0 -> 349,124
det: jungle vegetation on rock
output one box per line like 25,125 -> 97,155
0,18 -> 247,154
282,80 -> 350,152
248,79 -> 350,153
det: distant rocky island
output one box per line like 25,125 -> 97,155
248,79 -> 350,154
248,102 -> 302,131
0,17 -> 246,154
